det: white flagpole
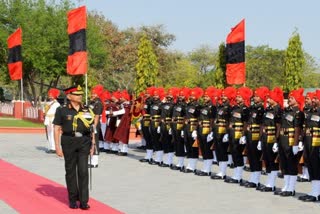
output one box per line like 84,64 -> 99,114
85,73 -> 88,105
21,78 -> 24,116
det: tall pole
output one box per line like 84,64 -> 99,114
85,73 -> 88,105
21,78 -> 24,116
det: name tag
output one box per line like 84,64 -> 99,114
66,115 -> 72,120
83,112 -> 92,119
265,112 -> 274,119
164,105 -> 170,110
285,114 -> 294,122
311,115 -> 320,122
188,108 -> 195,114
252,113 -> 257,118
176,107 -> 182,112
144,104 -> 148,109
218,110 -> 224,115
153,106 -> 159,110
233,112 -> 241,119
201,109 -> 208,115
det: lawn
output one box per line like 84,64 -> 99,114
0,117 -> 44,128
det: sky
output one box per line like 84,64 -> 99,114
75,0 -> 319,62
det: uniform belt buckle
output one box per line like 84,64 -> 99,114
74,132 -> 83,137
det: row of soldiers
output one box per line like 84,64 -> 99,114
44,84 -> 320,203
130,86 -> 320,202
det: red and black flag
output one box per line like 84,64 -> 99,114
7,28 -> 22,80
67,6 -> 87,75
226,19 -> 245,85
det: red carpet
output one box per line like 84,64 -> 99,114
0,159 -> 123,214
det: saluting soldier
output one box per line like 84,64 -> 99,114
88,85 -> 104,168
211,87 -> 235,180
274,88 -> 305,197
181,87 -> 202,173
195,87 -> 216,176
225,87 -> 252,184
170,88 -> 188,171
258,87 -> 283,192
298,91 -> 320,202
53,85 -> 95,210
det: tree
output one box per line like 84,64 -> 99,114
134,34 -> 159,95
213,42 -> 227,88
283,30 -> 305,92
246,45 -> 285,89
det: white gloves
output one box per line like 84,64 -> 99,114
257,140 -> 262,151
207,132 -> 214,142
157,126 -> 161,134
222,134 -> 229,143
168,128 -> 172,135
239,136 -> 247,145
298,141 -> 304,151
292,145 -> 299,155
192,130 -> 197,140
181,131 -> 184,138
272,143 -> 278,153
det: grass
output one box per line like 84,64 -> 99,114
0,117 -> 44,128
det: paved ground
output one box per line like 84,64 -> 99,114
0,133 -> 319,214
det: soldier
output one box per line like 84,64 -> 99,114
242,87 -> 268,188
224,87 -> 252,184
195,87 -> 216,176
104,91 -> 121,154
113,90 -> 132,156
298,91 -> 320,202
297,92 -> 313,182
53,85 -> 95,210
170,88 -> 188,171
149,88 -> 165,165
139,88 -> 154,163
211,87 -> 235,180
44,88 -> 60,153
99,90 -> 111,152
158,88 -> 177,167
258,87 -> 283,192
274,88 -> 305,197
181,87 -> 202,173
88,85 -> 104,168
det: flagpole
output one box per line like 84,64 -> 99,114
21,78 -> 24,116
85,73 -> 88,105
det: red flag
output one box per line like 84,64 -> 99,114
7,28 -> 22,80
67,6 -> 87,75
226,19 -> 245,85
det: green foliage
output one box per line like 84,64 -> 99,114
246,45 -> 285,89
214,42 -> 226,88
283,31 -> 305,92
134,34 -> 159,95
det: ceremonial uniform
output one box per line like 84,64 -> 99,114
299,92 -> 320,201
276,89 -> 304,197
44,88 -> 60,153
88,93 -> 103,167
139,94 -> 154,163
183,95 -> 201,173
53,85 -> 94,210
159,96 -> 174,167
195,99 -> 216,176
170,96 -> 187,170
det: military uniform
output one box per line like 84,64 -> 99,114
170,97 -> 186,170
159,97 -> 174,167
53,85 -> 94,210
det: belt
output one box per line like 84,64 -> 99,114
62,132 -> 91,137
